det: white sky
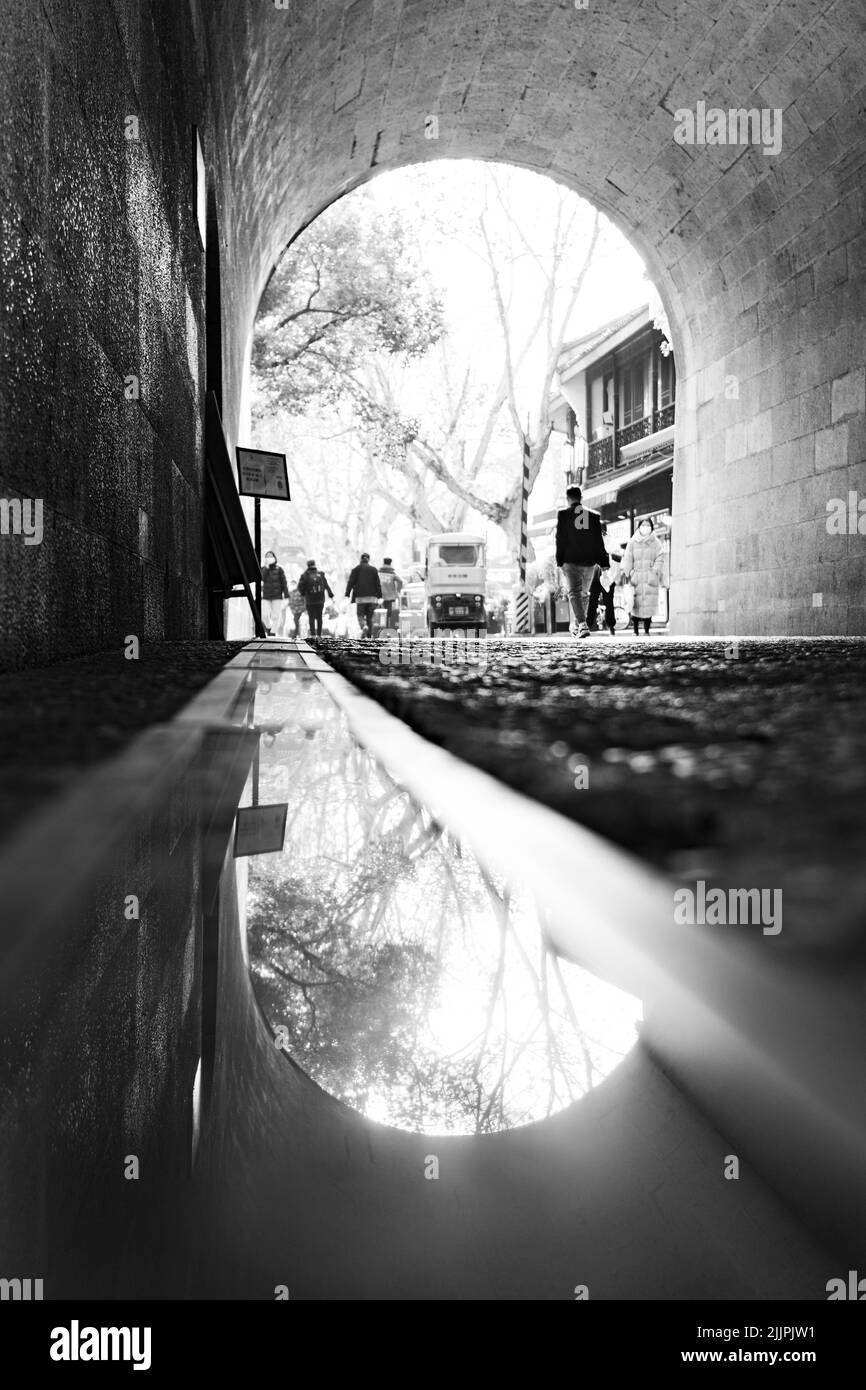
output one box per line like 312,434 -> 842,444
364,159 -> 652,360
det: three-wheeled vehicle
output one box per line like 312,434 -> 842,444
425,533 -> 487,636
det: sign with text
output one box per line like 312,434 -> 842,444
236,447 -> 291,501
233,804 -> 288,858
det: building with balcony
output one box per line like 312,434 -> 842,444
552,304 -> 675,520
547,304 -> 676,623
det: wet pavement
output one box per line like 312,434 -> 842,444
243,665 -> 642,1134
0,635 -> 860,1294
316,635 -> 866,957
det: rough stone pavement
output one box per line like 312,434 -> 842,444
319,634 -> 866,958
2,634 -> 863,959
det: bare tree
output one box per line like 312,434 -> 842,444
253,163 -> 610,563
323,167 -> 604,558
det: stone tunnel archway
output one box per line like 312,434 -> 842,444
3,1 -> 864,670
204,0 -> 866,637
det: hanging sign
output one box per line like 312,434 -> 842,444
236,447 -> 291,501
233,803 -> 289,858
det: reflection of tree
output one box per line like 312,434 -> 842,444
246,678 -> 635,1134
249,875 -> 442,1119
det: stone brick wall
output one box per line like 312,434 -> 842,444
0,0 -> 210,671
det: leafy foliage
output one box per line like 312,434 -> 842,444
248,868 -> 444,1124
252,199 -> 445,420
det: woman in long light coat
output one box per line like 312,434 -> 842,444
622,518 -> 664,634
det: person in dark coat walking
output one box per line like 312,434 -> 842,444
345,551 -> 382,637
555,485 -> 609,638
297,559 -> 334,638
587,526 -> 623,635
261,550 -> 289,636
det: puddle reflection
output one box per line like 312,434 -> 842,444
233,668 -> 642,1135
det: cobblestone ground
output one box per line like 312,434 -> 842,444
319,634 -> 866,955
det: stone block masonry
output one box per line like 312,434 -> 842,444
0,0 -> 210,670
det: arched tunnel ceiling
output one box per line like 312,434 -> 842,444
203,0 -> 866,416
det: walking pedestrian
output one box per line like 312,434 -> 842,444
287,584 -> 306,638
555,485 -> 610,638
298,559 -> 334,638
261,550 -> 289,636
345,551 -> 382,638
378,557 -> 403,630
587,527 -> 623,635
621,518 -> 664,635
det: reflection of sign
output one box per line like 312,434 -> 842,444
233,804 -> 288,858
236,448 -> 291,501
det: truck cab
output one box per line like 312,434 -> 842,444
424,533 -> 487,636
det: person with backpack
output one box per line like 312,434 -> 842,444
298,559 -> 334,638
378,557 -> 403,629
345,552 -> 382,637
261,550 -> 289,636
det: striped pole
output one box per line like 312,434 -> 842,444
519,435 -> 530,585
513,435 -> 531,633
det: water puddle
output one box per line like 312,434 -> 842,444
230,664 -> 642,1134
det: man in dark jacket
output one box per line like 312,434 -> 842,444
261,549 -> 289,636
297,559 -> 334,638
555,485 -> 609,638
345,551 -> 382,637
